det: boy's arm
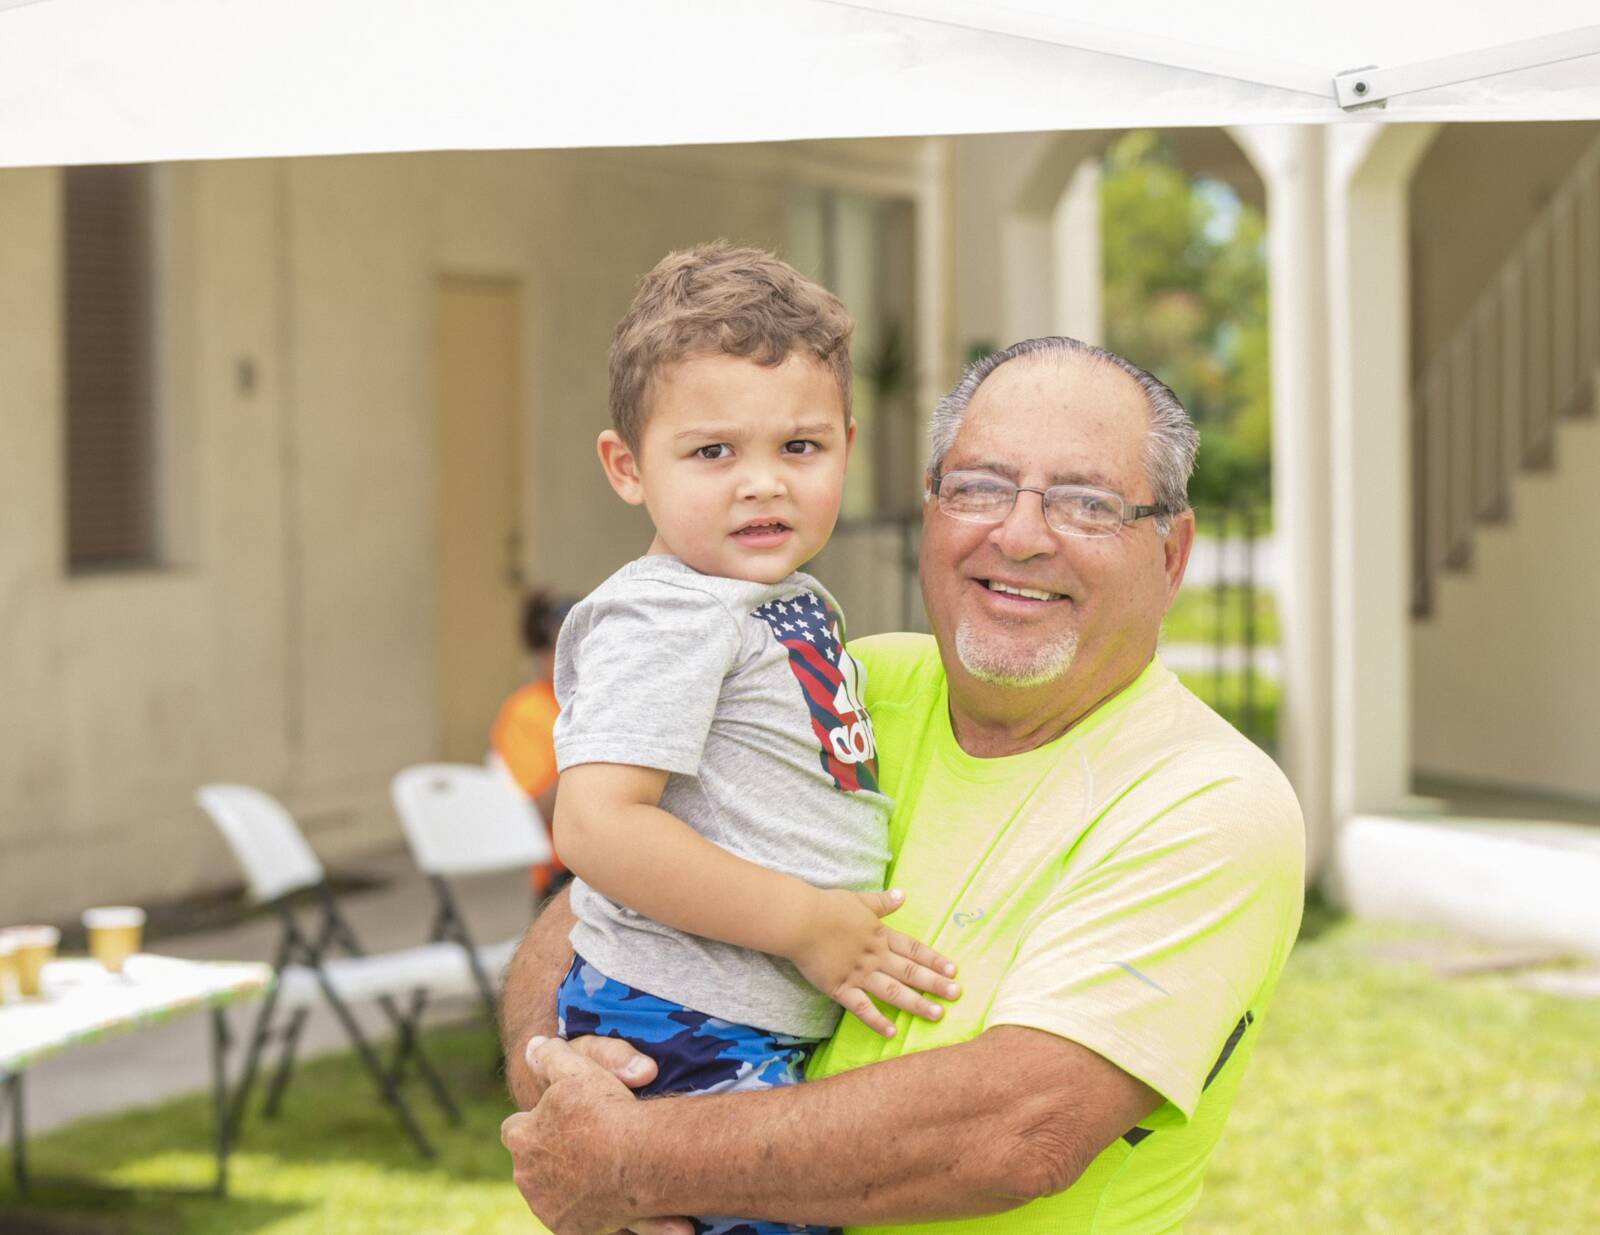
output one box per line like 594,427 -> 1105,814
556,762 -> 959,1033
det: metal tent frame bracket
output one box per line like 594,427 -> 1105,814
1334,25 -> 1600,110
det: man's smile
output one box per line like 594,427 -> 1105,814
976,578 -> 1071,604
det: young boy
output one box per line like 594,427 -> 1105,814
551,244 -> 959,1235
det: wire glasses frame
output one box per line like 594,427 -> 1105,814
928,469 -> 1176,538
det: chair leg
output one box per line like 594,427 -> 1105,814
262,1007 -> 311,1118
383,989 -> 427,1085
227,981 -> 286,1142
318,985 -> 436,1158
465,946 -> 499,1022
430,878 -> 500,1021
379,993 -> 461,1126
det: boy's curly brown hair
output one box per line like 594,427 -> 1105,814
608,241 -> 855,451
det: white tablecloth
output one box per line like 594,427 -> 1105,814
0,955 -> 274,1077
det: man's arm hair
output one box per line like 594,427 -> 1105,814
549,1023 -> 1161,1225
499,885 -> 576,1110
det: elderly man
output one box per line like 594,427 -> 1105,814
499,337 -> 1304,1235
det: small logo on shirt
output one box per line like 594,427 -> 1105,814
1107,960 -> 1171,995
953,908 -> 985,928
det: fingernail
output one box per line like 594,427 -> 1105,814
948,983 -> 962,997
526,1035 -> 547,1058
625,1056 -> 650,1079
943,962 -> 957,976
889,888 -> 904,901
928,1005 -> 942,1019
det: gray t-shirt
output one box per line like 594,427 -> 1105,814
553,554 -> 892,1038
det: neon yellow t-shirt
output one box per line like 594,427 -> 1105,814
809,634 -> 1305,1235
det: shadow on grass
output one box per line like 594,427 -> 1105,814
0,1190 -> 303,1235
0,1022 -> 516,1235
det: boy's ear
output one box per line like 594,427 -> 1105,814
597,430 -> 646,505
845,416 -> 858,453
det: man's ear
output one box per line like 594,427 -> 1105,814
1163,509 -> 1197,605
597,430 -> 646,506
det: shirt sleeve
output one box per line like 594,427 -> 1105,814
553,578 -> 743,777
986,773 -> 1304,1120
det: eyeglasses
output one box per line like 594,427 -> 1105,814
929,470 -> 1175,538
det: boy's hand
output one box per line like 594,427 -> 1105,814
790,888 -> 961,1038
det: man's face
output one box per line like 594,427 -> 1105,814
603,351 -> 854,585
920,353 -> 1191,701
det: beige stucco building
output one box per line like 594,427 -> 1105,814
3,121 -> 1599,943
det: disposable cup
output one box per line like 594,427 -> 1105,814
9,925 -> 60,997
0,934 -> 16,1003
83,906 -> 146,976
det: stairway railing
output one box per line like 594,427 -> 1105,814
1412,135 -> 1600,617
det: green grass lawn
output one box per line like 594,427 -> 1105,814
1,1024 -> 531,1235
1163,584 -> 1279,646
9,913 -> 1600,1233
1191,908 -> 1600,1234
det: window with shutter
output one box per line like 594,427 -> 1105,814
63,163 -> 159,572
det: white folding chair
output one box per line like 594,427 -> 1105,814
488,750 -> 574,900
196,783 -> 473,1158
389,762 -> 553,1018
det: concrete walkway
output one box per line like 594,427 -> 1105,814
20,847 -> 538,1136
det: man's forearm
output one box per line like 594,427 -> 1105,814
499,886 -> 576,1109
609,1026 -> 1149,1226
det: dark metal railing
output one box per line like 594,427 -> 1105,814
1188,503 -> 1271,747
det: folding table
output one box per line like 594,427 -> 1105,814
0,953 -> 272,1198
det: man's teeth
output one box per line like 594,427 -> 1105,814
986,581 -> 1061,601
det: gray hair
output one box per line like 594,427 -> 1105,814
928,337 -> 1200,529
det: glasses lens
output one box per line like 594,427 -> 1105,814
1044,487 -> 1123,536
938,473 -> 1016,521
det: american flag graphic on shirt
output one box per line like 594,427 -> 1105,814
752,592 -> 880,794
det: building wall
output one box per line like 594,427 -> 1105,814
0,140 -> 942,921
1412,413 -> 1600,801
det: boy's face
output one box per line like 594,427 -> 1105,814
598,351 -> 855,584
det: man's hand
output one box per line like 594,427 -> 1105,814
790,887 -> 961,1038
502,1037 -> 692,1235
518,1032 -> 660,1104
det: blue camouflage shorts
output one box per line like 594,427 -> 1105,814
557,953 -> 838,1235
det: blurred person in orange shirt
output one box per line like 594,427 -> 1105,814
491,589 -> 576,897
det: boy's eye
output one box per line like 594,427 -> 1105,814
783,439 -> 820,455
696,444 -> 732,460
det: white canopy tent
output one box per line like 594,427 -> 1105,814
0,0 -> 1598,167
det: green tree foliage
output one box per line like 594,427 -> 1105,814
1101,131 -> 1271,508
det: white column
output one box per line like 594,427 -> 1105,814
1053,159 -> 1102,345
1000,211 -> 1057,345
1324,123 -> 1441,837
1228,124 -> 1334,883
914,135 -> 956,479
997,130 -> 1111,347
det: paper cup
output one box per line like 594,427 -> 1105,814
83,906 -> 145,975
8,925 -> 60,996
0,934 -> 17,1003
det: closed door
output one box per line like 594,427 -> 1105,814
434,275 -> 523,762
